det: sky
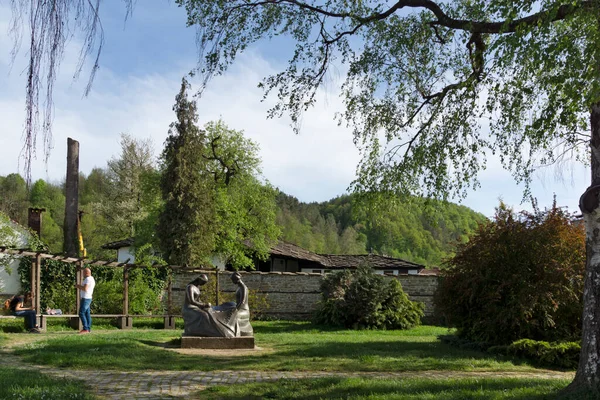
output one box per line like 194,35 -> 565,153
0,1 -> 590,219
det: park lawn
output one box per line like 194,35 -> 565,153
0,365 -> 97,400
199,377 -> 579,400
4,321 -> 556,374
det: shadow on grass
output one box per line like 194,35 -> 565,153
201,377 -> 571,400
252,320 -> 335,334
10,332 -> 529,373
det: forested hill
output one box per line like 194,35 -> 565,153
275,192 -> 488,267
0,172 -> 486,267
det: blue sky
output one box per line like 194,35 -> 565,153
0,1 -> 590,218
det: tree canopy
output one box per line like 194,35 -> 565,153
177,1 -> 600,393
178,0 -> 597,200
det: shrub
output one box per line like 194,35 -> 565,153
434,200 -> 585,345
508,339 -> 580,369
440,334 -> 580,369
313,263 -> 423,329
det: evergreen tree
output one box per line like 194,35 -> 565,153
157,78 -> 215,266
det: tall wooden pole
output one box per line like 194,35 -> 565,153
64,138 -> 79,257
35,254 -> 41,314
123,266 -> 129,316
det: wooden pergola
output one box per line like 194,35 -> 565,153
0,246 -> 221,331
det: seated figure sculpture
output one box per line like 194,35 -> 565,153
182,272 -> 253,338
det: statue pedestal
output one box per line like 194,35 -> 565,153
181,336 -> 255,349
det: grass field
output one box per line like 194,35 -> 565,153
0,319 -> 579,399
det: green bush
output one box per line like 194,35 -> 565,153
434,201 -> 585,345
313,263 -> 423,329
440,334 -> 580,369
506,339 -> 580,369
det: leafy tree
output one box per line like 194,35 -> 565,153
435,202 -> 585,345
0,174 -> 29,224
105,133 -> 157,238
29,179 -> 65,253
178,2 -> 600,391
157,78 -> 215,266
201,120 -> 280,268
314,263 -> 423,330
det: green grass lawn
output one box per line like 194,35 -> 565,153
199,377 -> 579,400
0,366 -> 96,400
0,320 -> 578,399
3,320 -> 552,373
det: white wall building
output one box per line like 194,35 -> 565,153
0,215 -> 31,295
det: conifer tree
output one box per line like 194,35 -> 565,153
157,78 -> 215,266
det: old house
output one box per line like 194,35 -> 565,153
252,241 -> 428,275
101,238 -> 432,275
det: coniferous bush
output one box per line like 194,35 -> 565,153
313,263 -> 423,329
434,201 -> 585,345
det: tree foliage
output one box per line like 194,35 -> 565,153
435,201 -> 585,345
201,120 -> 280,268
178,0 -> 598,200
314,263 -> 423,329
157,78 -> 215,266
276,192 -> 485,266
104,133 -> 157,239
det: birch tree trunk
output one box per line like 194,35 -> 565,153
569,103 -> 600,394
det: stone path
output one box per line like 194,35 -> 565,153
0,335 -> 575,400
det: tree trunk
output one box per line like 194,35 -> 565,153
567,103 -> 600,395
64,137 -> 80,257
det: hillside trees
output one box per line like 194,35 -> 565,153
276,192 -> 484,265
179,1 -> 600,393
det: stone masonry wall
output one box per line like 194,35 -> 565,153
172,271 -> 439,321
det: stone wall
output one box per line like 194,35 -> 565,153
172,271 -> 439,321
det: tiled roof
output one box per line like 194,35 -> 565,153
269,241 -> 328,264
101,238 -> 134,250
269,241 -> 425,271
322,254 -> 424,270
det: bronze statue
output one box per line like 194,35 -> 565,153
182,272 -> 253,338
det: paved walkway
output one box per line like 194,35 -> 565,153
0,336 -> 575,400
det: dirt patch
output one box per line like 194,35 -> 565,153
168,346 -> 273,356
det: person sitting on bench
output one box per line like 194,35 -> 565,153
10,293 -> 40,333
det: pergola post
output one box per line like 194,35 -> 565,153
35,254 -> 41,328
164,269 -> 176,329
70,261 -> 83,330
215,268 -> 220,306
118,266 -> 132,329
30,258 -> 35,299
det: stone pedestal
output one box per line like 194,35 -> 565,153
181,336 -> 255,349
